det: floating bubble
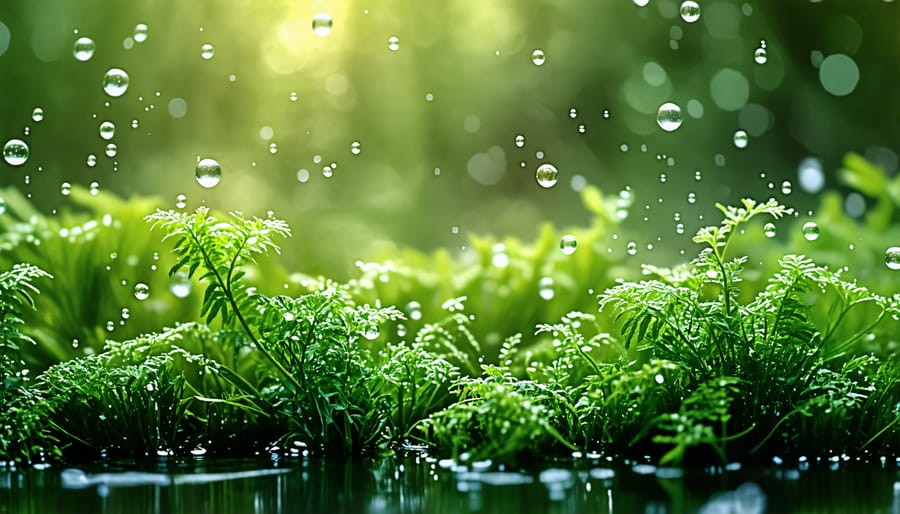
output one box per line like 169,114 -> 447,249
388,36 -> 400,51
539,277 -> 555,301
560,234 -> 577,255
133,23 -> 149,43
535,163 -> 559,188
531,49 -> 546,66
169,272 -> 191,298
133,282 -> 150,301
763,222 -> 776,238
680,1 -> 701,22
312,13 -> 333,36
351,141 -> 361,155
3,139 -> 29,166
515,134 -> 525,148
656,102 -> 683,132
102,68 -> 130,97
195,158 -> 221,188
32,107 -> 44,123
175,193 -> 187,209
885,247 -> 900,270
754,47 -> 768,64
73,37 -> 95,61
200,43 -> 215,60
99,121 -> 115,140
733,130 -> 748,148
802,222 -> 820,241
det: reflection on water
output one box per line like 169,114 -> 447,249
2,455 -> 899,514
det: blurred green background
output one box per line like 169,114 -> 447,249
1,0 -> 899,278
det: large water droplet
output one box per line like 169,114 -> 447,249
885,247 -> 900,270
32,107 -> 44,123
388,36 -> 400,51
169,272 -> 191,298
560,234 -> 577,255
802,222 -> 820,241
535,163 -> 559,188
312,13 -> 333,36
200,43 -> 215,60
133,23 -> 149,43
3,139 -> 29,166
99,121 -> 115,140
195,158 -> 221,188
680,1 -> 701,22
531,49 -> 546,66
733,130 -> 748,148
134,282 -> 150,300
73,37 -> 95,61
103,68 -> 130,97
656,102 -> 683,132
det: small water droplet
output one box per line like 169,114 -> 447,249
802,221 -> 820,241
3,139 -> 29,166
535,163 -> 559,188
515,134 -> 526,148
680,1 -> 701,22
105,143 -> 117,158
86,154 -> 97,167
175,193 -> 187,209
531,49 -> 546,66
781,180 -> 793,195
99,121 -> 115,140
268,142 -> 278,154
538,277 -> 555,300
754,46 -> 768,64
733,130 -> 748,148
134,282 -> 150,300
322,166 -> 333,178
569,107 -> 578,119
312,13 -> 333,36
560,234 -> 577,255
885,247 -> 900,270
351,141 -> 361,155
626,241 -> 638,256
195,158 -> 221,188
73,37 -> 95,61
102,68 -> 130,97
169,272 -> 192,298
388,36 -> 400,51
406,301 -> 422,321
656,102 -> 683,132
763,222 -> 776,238
200,43 -> 215,60
60,182 -> 71,196
32,107 -> 44,123
89,181 -> 99,195
289,91 -> 298,102
133,23 -> 149,43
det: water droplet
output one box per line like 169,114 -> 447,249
656,102 -> 683,132
539,277 -> 555,300
175,194 -> 187,209
289,91 -> 298,102
89,181 -> 99,195
195,158 -> 221,188
406,301 -> 422,321
3,139 -> 29,166
680,1 -> 701,22
102,68 -> 129,97
322,166 -> 333,178
169,272 -> 191,297
733,130 -> 748,148
754,46 -> 768,64
105,143 -> 117,158
99,121 -> 115,140
0,198 -> 5,215
560,234 -> 577,255
73,37 -> 95,61
32,107 -> 44,123
61,182 -> 71,196
86,154 -> 97,167
781,180 -> 792,195
388,36 -> 400,51
296,169 -> 310,183
885,247 -> 900,270
133,23 -> 149,43
106,320 -> 115,332
531,49 -> 546,66
134,282 -> 150,300
312,13 -> 333,36
802,221 -> 820,241
351,141 -> 361,155
577,124 -> 586,134
268,142 -> 278,154
491,243 -> 510,268
626,241 -> 638,255
763,222 -> 776,238
515,134 -> 525,148
569,107 -> 578,119
200,43 -> 215,60
535,163 -> 559,188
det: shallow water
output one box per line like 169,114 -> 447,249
2,456 -> 899,514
